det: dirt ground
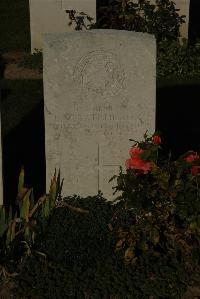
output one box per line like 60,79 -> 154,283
2,52 -> 42,79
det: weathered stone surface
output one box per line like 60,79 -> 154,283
43,30 -> 156,200
29,0 -> 96,53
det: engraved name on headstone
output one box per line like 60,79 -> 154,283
43,30 -> 156,200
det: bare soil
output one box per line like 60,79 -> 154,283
2,52 -> 42,80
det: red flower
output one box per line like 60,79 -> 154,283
125,157 -> 152,174
184,152 -> 199,163
191,166 -> 200,176
152,135 -> 161,145
129,146 -> 144,158
126,146 -> 152,174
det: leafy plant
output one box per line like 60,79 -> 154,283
15,193 -> 199,299
157,39 -> 200,78
17,49 -> 43,72
0,167 -> 63,282
110,132 -> 200,221
66,9 -> 95,31
66,0 -> 185,42
108,132 -> 200,291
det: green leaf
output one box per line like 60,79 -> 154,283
49,171 -> 57,209
108,175 -> 118,183
56,168 -> 61,198
0,206 -> 8,237
20,189 -> 32,221
140,149 -> 152,160
24,224 -> 31,242
8,206 -> 12,223
18,166 -> 25,194
0,205 -> 6,223
10,219 -> 16,242
42,197 -> 50,219
6,223 -> 12,246
150,228 -> 160,245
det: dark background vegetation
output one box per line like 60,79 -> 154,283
0,0 -> 31,52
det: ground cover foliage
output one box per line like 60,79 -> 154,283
14,197 -> 193,299
157,39 -> 200,78
0,133 -> 199,298
95,0 -> 185,42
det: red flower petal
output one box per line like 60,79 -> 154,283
184,153 -> 199,163
152,135 -> 161,145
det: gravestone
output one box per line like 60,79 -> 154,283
43,30 -> 156,200
29,0 -> 96,53
176,0 -> 190,39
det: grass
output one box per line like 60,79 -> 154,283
0,0 -> 31,52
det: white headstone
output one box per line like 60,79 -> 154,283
29,0 -> 96,53
43,30 -> 156,200
176,0 -> 190,39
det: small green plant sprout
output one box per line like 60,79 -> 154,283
42,168 -> 64,219
0,167 -> 64,250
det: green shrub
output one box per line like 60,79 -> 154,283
67,0 -> 185,42
15,196 -> 120,299
110,132 -> 200,224
0,167 -> 63,284
108,132 -> 200,294
15,193 -> 199,298
17,49 -> 43,73
157,39 -> 200,78
35,195 -> 114,267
